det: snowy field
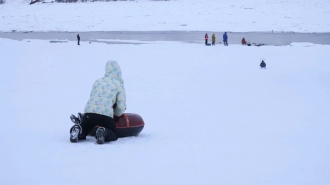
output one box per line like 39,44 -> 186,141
1,0 -> 330,32
1,38 -> 329,185
1,0 -> 330,185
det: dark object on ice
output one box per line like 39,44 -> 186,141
70,113 -> 145,138
77,34 -> 80,45
260,60 -> 266,68
253,43 -> 265,47
30,0 -> 40,5
205,43 -> 211,46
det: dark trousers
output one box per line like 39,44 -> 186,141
212,42 -> 215,45
75,113 -> 117,142
78,40 -> 80,45
224,40 -> 228,46
205,40 -> 208,45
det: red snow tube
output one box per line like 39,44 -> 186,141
89,113 -> 145,138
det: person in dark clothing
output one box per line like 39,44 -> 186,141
223,32 -> 228,46
77,34 -> 80,45
205,33 -> 209,45
260,60 -> 266,68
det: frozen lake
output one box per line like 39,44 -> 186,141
1,31 -> 330,45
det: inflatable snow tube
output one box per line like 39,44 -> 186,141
89,113 -> 145,138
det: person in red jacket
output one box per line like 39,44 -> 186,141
205,33 -> 208,45
242,37 -> 246,45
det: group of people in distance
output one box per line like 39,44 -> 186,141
205,32 -> 250,46
205,32 -> 228,46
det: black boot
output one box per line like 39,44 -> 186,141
70,112 -> 84,124
69,113 -> 85,142
70,114 -> 80,124
96,127 -> 107,144
70,124 -> 82,143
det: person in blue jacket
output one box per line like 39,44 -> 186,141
223,32 -> 228,46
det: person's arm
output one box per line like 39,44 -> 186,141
114,83 -> 126,116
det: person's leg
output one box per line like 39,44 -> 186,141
79,113 -> 100,139
96,127 -> 117,143
97,116 -> 117,142
83,113 -> 117,143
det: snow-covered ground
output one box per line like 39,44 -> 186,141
1,0 -> 330,32
1,38 -> 329,185
1,0 -> 330,185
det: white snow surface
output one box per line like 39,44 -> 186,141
0,0 -> 330,184
1,38 -> 330,185
1,0 -> 330,32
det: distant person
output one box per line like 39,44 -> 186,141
241,37 -> 246,45
212,34 -> 216,45
260,60 -> 266,68
77,34 -> 80,45
223,32 -> 228,46
205,33 -> 209,45
69,60 -> 127,144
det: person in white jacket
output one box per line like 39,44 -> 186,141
70,60 -> 127,144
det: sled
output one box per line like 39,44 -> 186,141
88,113 -> 145,138
205,43 -> 212,46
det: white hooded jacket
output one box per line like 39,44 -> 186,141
84,60 -> 126,118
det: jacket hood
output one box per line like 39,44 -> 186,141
104,60 -> 123,82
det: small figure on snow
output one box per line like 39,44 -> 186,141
212,33 -> 216,45
241,37 -> 246,45
77,34 -> 80,45
205,33 -> 209,45
223,32 -> 228,46
69,60 -> 127,144
260,60 -> 266,68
